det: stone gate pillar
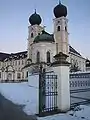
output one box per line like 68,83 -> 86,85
51,52 -> 70,112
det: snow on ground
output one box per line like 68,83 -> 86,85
0,82 -> 90,120
70,105 -> 90,120
0,82 -> 38,115
38,105 -> 90,120
38,114 -> 74,120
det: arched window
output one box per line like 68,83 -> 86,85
65,26 -> 67,31
26,71 -> 28,78
31,33 -> 33,38
18,60 -> 20,65
57,26 -> 60,31
76,60 -> 78,67
37,51 -> 40,63
22,72 -> 24,79
22,60 -> 24,65
17,73 -> 21,79
47,51 -> 50,63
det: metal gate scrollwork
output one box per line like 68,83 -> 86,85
39,65 -> 58,116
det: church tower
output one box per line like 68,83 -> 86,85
27,10 -> 44,60
53,1 -> 69,55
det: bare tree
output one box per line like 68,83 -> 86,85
70,61 -> 81,72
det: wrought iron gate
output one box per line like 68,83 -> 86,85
39,66 -> 58,116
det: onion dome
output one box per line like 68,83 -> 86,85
34,30 -> 54,43
29,10 -> 42,25
53,1 -> 67,18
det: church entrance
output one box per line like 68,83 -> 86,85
7,73 -> 12,80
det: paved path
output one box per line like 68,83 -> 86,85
0,94 -> 37,120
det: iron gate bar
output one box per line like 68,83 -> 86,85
70,95 -> 90,101
39,67 -> 58,116
70,88 -> 90,93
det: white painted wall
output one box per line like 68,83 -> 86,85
27,25 -> 44,59
53,17 -> 69,55
31,42 -> 56,63
52,65 -> 70,112
70,72 -> 90,105
70,72 -> 90,90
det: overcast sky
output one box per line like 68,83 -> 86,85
0,0 -> 90,59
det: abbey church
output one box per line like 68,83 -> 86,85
0,2 -> 87,81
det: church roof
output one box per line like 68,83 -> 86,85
0,46 -> 82,62
0,52 -> 10,61
34,30 -> 55,43
10,51 -> 27,60
69,46 -> 81,56
0,51 -> 27,62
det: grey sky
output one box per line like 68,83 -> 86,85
0,0 -> 90,59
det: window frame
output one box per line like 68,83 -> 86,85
47,51 -> 51,63
37,51 -> 40,63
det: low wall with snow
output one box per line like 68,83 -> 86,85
70,72 -> 90,90
0,82 -> 40,115
70,72 -> 90,105
28,73 -> 39,114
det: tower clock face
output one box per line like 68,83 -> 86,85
56,21 -> 61,26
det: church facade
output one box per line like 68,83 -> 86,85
0,2 -> 86,81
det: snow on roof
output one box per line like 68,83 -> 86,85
0,45 -> 82,62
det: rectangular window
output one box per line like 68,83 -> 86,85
31,33 -> 33,38
0,72 -> 1,78
47,51 -> 50,63
18,61 -> 20,65
26,71 -> 28,78
57,26 -> 60,31
12,61 -> 14,66
17,73 -> 21,79
37,52 -> 40,63
65,26 -> 67,31
22,72 -> 24,79
22,60 -> 24,65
